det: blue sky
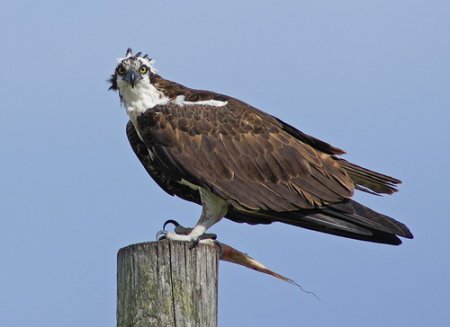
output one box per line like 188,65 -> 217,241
1,1 -> 449,326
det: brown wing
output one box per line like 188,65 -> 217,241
126,121 -> 202,204
135,99 -> 355,212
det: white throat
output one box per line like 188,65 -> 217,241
117,79 -> 169,124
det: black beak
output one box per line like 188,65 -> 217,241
123,70 -> 141,88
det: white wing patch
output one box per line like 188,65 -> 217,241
174,95 -> 227,107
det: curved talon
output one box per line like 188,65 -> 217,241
163,219 -> 180,230
199,232 -> 217,240
189,238 -> 200,250
174,225 -> 192,235
189,233 -> 218,250
156,230 -> 168,240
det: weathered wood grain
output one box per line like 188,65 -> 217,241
117,240 -> 219,327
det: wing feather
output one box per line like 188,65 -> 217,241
135,100 -> 355,211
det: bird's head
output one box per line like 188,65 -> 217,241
109,49 -> 170,112
109,48 -> 157,91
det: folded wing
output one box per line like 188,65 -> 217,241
135,100 -> 355,212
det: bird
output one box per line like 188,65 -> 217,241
109,48 -> 413,246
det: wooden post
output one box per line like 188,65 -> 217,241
117,240 -> 219,327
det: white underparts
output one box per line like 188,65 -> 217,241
117,77 -> 169,126
165,186 -> 228,242
179,178 -> 201,191
199,188 -> 228,224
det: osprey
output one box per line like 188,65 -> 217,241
109,49 -> 413,245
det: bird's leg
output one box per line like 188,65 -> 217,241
158,219 -> 218,243
162,213 -> 222,245
156,219 -> 189,240
161,189 -> 228,247
166,219 -> 193,235
158,219 -> 217,238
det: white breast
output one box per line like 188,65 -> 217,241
117,78 -> 169,126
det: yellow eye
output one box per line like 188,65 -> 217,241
139,65 -> 148,74
116,65 -> 126,75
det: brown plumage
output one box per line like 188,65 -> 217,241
112,51 -> 413,245
136,99 -> 355,210
127,90 -> 412,245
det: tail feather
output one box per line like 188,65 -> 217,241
337,159 -> 401,195
226,199 -> 413,245
325,201 -> 413,239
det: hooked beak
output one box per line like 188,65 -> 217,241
123,70 -> 141,88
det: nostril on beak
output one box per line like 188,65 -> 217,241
124,70 -> 140,88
